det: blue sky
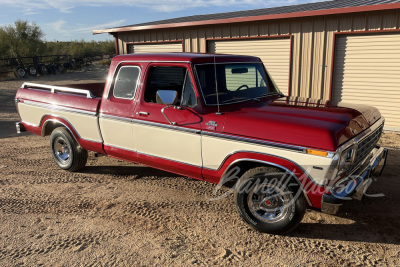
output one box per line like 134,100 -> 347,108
0,0 -> 321,42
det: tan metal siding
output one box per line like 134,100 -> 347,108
332,33 -> 400,130
127,42 -> 182,53
116,10 -> 400,102
208,38 -> 291,95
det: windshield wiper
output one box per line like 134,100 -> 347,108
220,97 -> 248,104
256,92 -> 285,99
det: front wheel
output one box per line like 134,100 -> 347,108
50,127 -> 88,171
234,167 -> 306,234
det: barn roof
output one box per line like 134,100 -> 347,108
94,0 -> 400,34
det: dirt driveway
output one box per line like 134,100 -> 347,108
0,71 -> 399,266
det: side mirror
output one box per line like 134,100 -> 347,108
156,90 -> 178,105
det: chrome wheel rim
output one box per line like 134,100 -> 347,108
247,183 -> 290,223
54,137 -> 71,163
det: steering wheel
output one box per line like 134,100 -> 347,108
236,84 -> 249,91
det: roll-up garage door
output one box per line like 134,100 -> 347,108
208,38 -> 291,95
332,33 -> 400,131
128,42 -> 182,54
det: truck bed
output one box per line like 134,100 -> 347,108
15,82 -> 104,150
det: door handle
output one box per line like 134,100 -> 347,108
137,111 -> 150,116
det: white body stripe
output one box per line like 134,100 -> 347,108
202,135 -> 332,185
18,102 -> 102,142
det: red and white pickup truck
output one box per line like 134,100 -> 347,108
15,53 -> 388,234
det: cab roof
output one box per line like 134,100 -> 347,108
112,53 -> 262,64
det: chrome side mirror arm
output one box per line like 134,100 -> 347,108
161,105 -> 183,125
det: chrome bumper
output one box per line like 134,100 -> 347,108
321,146 -> 388,214
15,122 -> 26,134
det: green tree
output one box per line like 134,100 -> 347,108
0,20 -> 45,57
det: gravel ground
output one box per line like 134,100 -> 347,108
0,71 -> 399,266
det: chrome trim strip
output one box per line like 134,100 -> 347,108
202,131 -> 306,153
220,158 -> 313,206
99,113 -> 199,134
99,114 -> 132,123
132,118 -> 200,134
23,82 -> 96,99
203,150 -> 321,186
104,143 -> 136,153
22,100 -> 97,116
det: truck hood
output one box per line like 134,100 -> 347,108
221,97 -> 381,151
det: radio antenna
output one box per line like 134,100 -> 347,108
214,55 -> 222,115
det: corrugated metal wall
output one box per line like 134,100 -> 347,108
208,38 -> 291,95
332,33 -> 400,130
116,10 -> 400,100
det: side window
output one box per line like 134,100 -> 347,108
144,66 -> 197,107
113,66 -> 141,99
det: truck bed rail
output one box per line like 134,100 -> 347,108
22,82 -> 96,99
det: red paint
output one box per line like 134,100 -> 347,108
104,145 -> 203,180
93,3 -> 400,34
15,53 -> 383,211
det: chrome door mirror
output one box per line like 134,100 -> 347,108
156,90 -> 178,105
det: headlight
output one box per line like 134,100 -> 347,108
338,146 -> 355,174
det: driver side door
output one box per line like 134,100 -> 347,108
132,63 -> 203,179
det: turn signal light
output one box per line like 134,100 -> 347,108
306,149 -> 329,157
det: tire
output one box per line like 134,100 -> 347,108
14,66 -> 26,78
50,127 -> 88,172
38,64 -> 48,76
234,167 -> 306,234
26,65 -> 38,77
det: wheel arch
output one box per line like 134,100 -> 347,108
220,158 -> 313,206
41,117 -> 80,142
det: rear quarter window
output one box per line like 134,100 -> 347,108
113,66 -> 141,99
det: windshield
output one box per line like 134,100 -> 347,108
195,63 -> 280,105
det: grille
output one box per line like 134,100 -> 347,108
353,125 -> 383,168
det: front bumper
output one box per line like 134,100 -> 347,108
321,146 -> 388,214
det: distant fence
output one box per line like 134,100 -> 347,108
0,54 -> 115,78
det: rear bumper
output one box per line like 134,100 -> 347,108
321,146 -> 388,214
15,121 -> 26,134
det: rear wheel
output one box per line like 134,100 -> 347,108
50,127 -> 88,171
234,167 -> 306,234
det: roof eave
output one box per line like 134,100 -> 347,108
93,2 -> 400,35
